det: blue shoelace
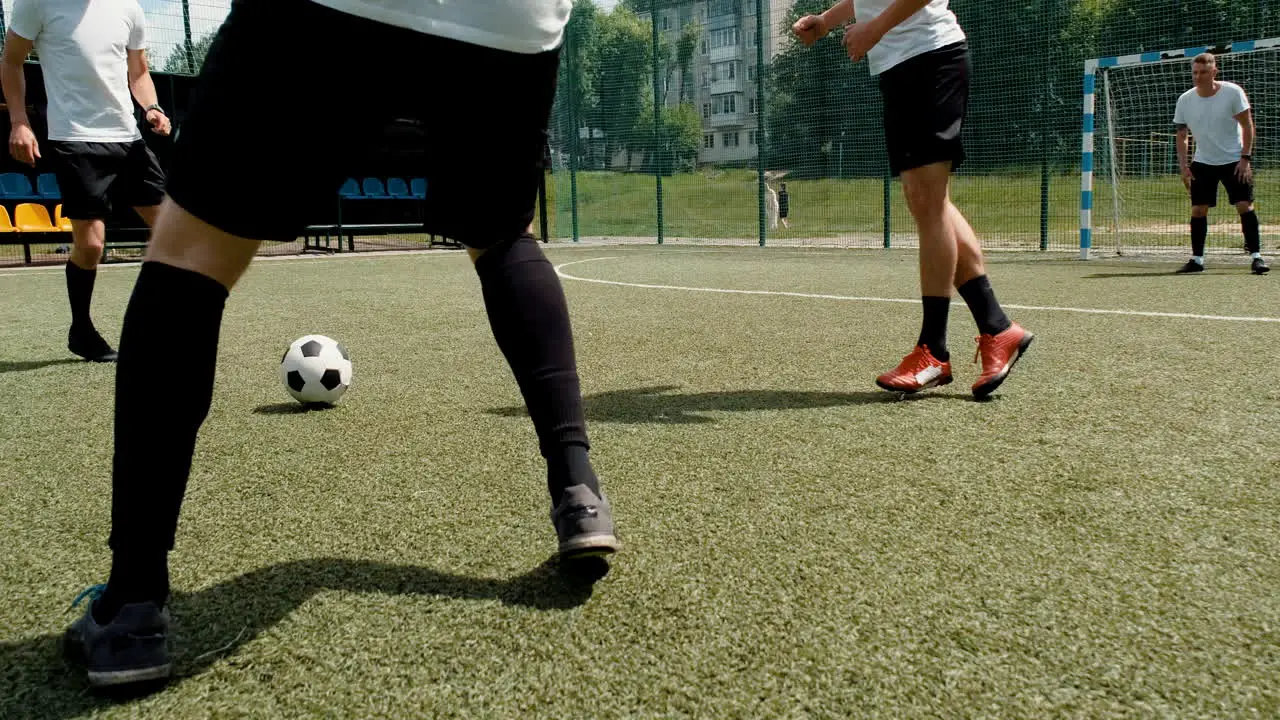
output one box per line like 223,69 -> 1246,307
69,583 -> 106,611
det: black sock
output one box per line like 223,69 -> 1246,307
104,261 -> 228,614
1191,216 -> 1208,257
1242,211 -> 1261,254
95,552 -> 169,623
917,296 -> 951,361
474,234 -> 596,504
65,260 -> 97,334
957,275 -> 1012,337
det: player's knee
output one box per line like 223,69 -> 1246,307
1235,201 -> 1253,215
144,197 -> 258,289
1191,205 -> 1210,218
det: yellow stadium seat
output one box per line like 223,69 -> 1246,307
54,203 -> 72,231
0,206 -> 17,232
15,202 -> 57,231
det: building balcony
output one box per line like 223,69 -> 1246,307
709,44 -> 742,63
709,77 -> 742,95
708,112 -> 744,127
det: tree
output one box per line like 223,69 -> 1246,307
162,33 -> 216,74
590,7 -> 654,168
552,0 -> 600,162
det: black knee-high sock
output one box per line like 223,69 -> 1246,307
917,296 -> 951,361
65,260 -> 97,334
1191,216 -> 1208,257
98,262 -> 228,622
957,275 -> 1012,337
474,234 -> 596,504
1242,211 -> 1261,254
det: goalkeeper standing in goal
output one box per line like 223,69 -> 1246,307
1175,52 -> 1270,275
792,0 -> 1033,398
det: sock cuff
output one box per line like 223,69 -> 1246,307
66,259 -> 96,275
954,275 -> 990,294
140,261 -> 230,301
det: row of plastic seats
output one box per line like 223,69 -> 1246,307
339,177 -> 426,199
1,172 -> 61,200
0,202 -> 73,232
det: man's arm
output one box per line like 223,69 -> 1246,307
127,49 -> 170,135
862,0 -> 932,38
1176,124 -> 1192,189
1,31 -> 33,125
1236,108 -> 1255,157
819,0 -> 856,29
1,30 -> 39,165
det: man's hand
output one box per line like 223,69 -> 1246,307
842,22 -> 884,63
1235,157 -> 1253,184
8,121 -> 39,166
145,108 -> 171,136
1181,165 -> 1193,191
792,14 -> 827,47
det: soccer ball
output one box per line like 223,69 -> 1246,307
279,334 -> 352,406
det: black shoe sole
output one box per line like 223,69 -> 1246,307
68,342 -> 118,362
972,332 -> 1034,400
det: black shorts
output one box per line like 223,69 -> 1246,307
878,41 -> 969,177
166,0 -> 559,247
1190,161 -> 1254,207
47,140 -> 165,220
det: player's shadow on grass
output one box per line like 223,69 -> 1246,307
252,402 -> 336,414
490,384 -> 968,425
0,358 -> 81,374
0,556 -> 600,719
1082,270 -> 1186,279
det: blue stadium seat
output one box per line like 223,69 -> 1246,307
0,173 -> 40,200
386,177 -> 410,198
37,173 -> 60,199
361,177 -> 387,198
410,178 -> 426,198
338,178 -> 362,198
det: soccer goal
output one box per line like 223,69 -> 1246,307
1080,38 -> 1280,259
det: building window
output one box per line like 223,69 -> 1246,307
702,40 -> 708,54
702,70 -> 710,87
748,64 -> 756,82
749,130 -> 757,145
703,103 -> 711,119
712,94 -> 737,114
704,134 -> 715,149
662,15 -> 671,31
710,28 -> 738,49
748,97 -> 757,114
723,132 -> 739,148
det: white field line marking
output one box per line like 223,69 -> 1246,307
554,256 -> 1280,324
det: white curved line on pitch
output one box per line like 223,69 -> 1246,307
554,256 -> 1280,324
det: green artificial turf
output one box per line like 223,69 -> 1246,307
1,246 -> 1277,718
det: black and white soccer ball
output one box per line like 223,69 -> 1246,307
280,334 -> 352,406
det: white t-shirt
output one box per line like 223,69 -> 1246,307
307,0 -> 573,54
855,0 -> 966,76
9,0 -> 146,143
1173,81 -> 1251,166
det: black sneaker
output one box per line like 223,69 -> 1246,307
68,328 -> 118,362
1175,259 -> 1205,274
1252,257 -> 1271,275
552,485 -> 619,559
63,585 -> 172,688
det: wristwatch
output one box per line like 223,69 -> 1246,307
144,103 -> 164,115
1241,153 -> 1253,161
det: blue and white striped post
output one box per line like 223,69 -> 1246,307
1082,37 -> 1280,260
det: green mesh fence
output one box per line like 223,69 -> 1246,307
549,0 -> 1280,252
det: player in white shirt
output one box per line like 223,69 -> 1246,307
56,0 -> 617,690
793,0 -> 1033,399
1173,52 -> 1269,275
1,0 -> 172,362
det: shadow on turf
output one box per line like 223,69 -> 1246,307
252,402 -> 336,414
0,358 -> 81,374
489,384 -> 969,424
0,555 -> 604,717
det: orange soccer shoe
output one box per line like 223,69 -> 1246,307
971,323 -> 1034,399
876,344 -> 953,393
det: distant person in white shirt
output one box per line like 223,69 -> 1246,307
1,0 -> 172,362
793,0 -> 1032,399
1173,52 -> 1269,275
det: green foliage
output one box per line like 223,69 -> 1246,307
162,32 -> 216,74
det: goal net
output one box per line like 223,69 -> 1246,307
1083,39 -> 1280,257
